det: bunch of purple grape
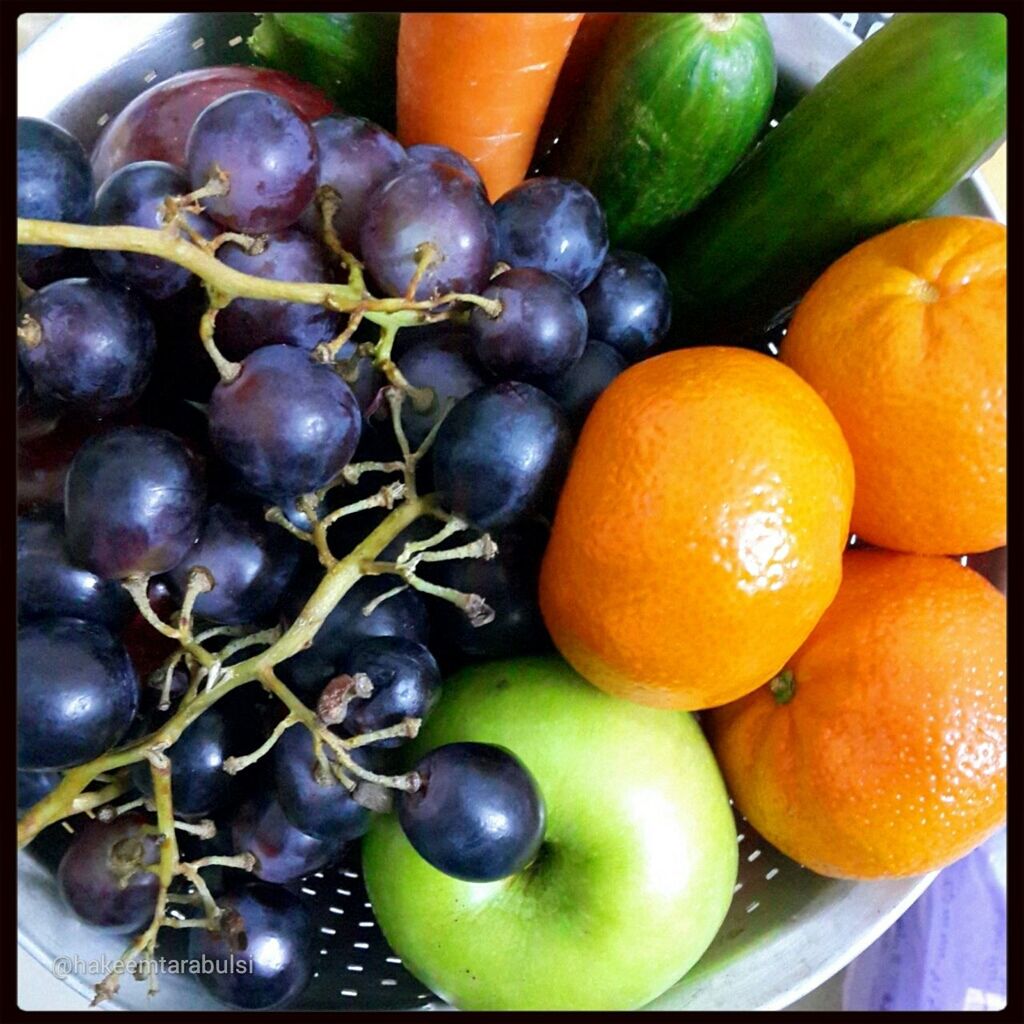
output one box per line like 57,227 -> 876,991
16,66 -> 672,1011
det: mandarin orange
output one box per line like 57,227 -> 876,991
539,346 -> 854,710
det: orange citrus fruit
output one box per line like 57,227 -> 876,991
539,346 -> 854,710
781,215 -> 1006,555
709,549 -> 1006,879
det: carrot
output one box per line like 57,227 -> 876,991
397,13 -> 583,200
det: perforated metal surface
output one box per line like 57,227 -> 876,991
17,12 -> 1000,1012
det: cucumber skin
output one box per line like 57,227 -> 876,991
659,12 -> 1007,340
553,14 -> 776,250
248,14 -> 399,131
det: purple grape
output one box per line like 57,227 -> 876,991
186,90 -> 318,233
17,117 -> 94,287
17,506 -> 134,629
424,522 -> 551,661
470,267 -> 587,382
58,813 -> 160,932
91,161 -> 217,299
538,339 -> 627,431
64,426 -> 206,579
301,114 -> 408,251
18,278 -> 155,415
18,618 -> 139,771
341,636 -> 441,746
164,501 -> 303,626
360,162 -> 497,300
17,770 -> 60,816
397,742 -> 546,882
580,249 -> 672,360
231,793 -> 342,885
207,345 -> 361,502
407,143 -> 484,192
494,177 -> 608,292
215,229 -> 343,360
393,328 -> 486,446
432,382 -> 573,530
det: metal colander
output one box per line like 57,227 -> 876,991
16,12 -> 1003,1012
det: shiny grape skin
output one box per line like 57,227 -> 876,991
208,345 -> 362,503
432,382 -> 573,531
300,115 -> 408,251
91,161 -> 217,300
17,618 -> 139,771
393,328 -> 486,447
130,705 -> 239,819
538,340 -> 627,432
17,506 -> 134,629
231,794 -> 343,886
360,162 -> 497,300
407,143 -> 485,192
186,90 -> 319,233
18,278 -> 156,416
214,229 -> 343,360
64,426 -> 206,579
397,742 -> 546,883
272,726 -> 379,842
277,575 -> 430,703
164,501 -> 304,626
341,637 -> 441,747
17,770 -> 60,816
17,117 -> 94,287
424,522 -> 552,662
494,177 -> 609,292
580,249 -> 672,360
470,267 -> 588,382
189,883 -> 314,1009
58,813 -> 160,932
91,66 -> 331,182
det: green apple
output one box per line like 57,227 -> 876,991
362,656 -> 737,1010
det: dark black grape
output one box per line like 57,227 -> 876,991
360,162 -> 497,299
18,618 -> 139,771
130,705 -> 239,819
92,160 -> 217,299
186,90 -> 318,233
18,278 -> 155,415
64,426 -> 206,579
17,770 -> 60,816
208,345 -> 361,503
58,813 -> 160,932
272,725 -> 376,842
407,143 -> 484,192
17,117 -> 94,286
164,501 -> 304,626
302,114 -> 408,251
470,267 -> 587,382
231,794 -> 342,885
397,742 -> 546,882
538,339 -> 627,431
341,636 -> 441,746
278,574 -> 430,703
494,177 -> 608,292
17,506 -> 134,629
190,884 -> 314,1009
393,328 -> 485,447
425,521 -> 551,661
432,382 -> 573,531
215,229 -> 343,359
580,249 -> 672,360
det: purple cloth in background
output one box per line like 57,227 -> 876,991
842,829 -> 1006,1011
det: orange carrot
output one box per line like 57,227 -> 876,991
397,13 -> 583,200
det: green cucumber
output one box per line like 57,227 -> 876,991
552,13 -> 776,249
248,14 -> 399,130
659,12 -> 1007,339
